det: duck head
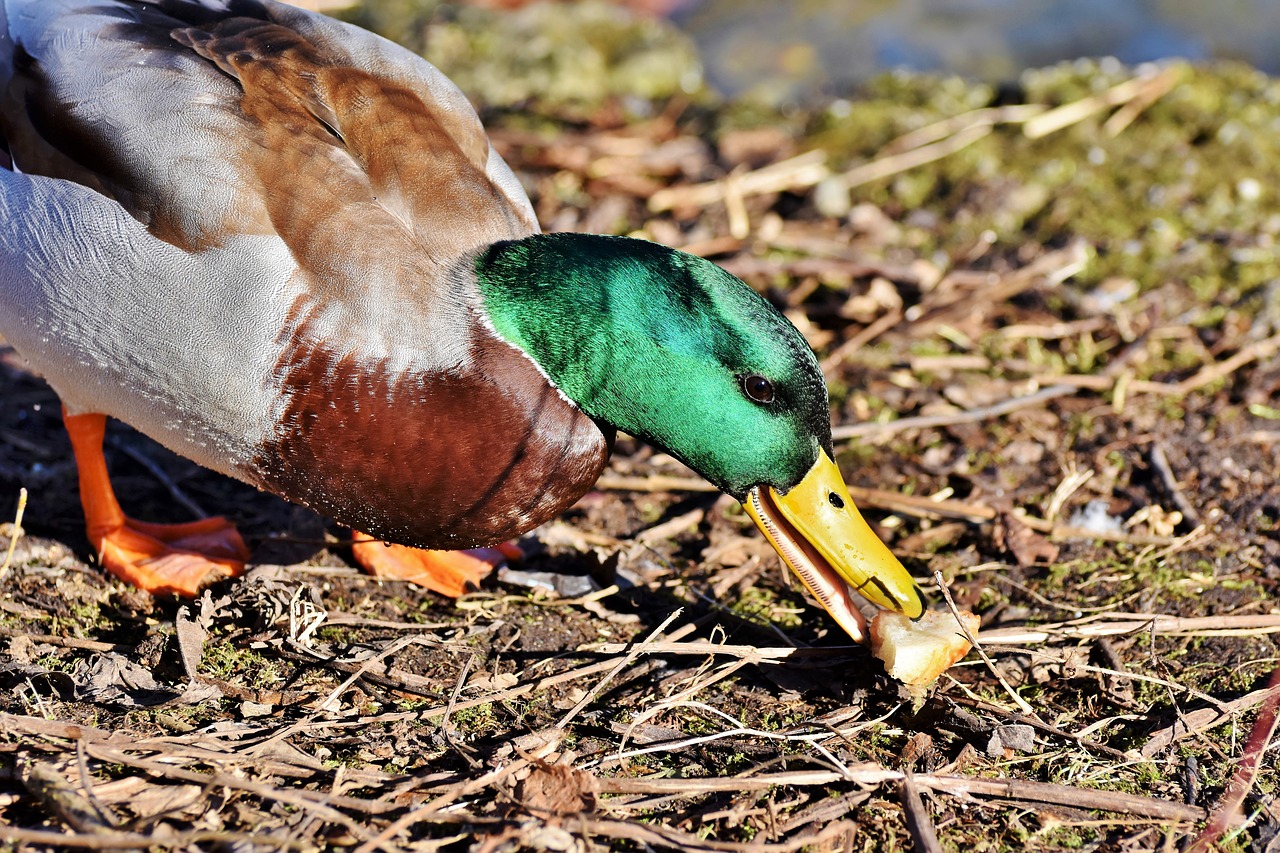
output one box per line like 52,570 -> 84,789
477,233 -> 925,640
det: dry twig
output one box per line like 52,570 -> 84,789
556,609 -> 684,728
0,486 -> 25,578
982,612 -> 1280,645
592,766 -> 1205,822
935,570 -> 1036,717
1185,663 -> 1280,852
900,773 -> 943,853
1023,67 -> 1182,139
832,383 -> 1078,441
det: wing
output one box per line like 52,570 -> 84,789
0,0 -> 537,263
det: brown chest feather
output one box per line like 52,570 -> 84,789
255,324 -> 612,548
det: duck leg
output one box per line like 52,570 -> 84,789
350,532 -> 521,597
63,411 -> 249,596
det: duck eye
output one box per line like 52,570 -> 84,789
742,374 -> 775,404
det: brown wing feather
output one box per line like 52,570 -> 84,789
172,14 -> 527,276
2,1 -> 531,262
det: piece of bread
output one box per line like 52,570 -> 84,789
870,609 -> 978,690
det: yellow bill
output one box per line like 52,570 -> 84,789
744,450 -> 925,643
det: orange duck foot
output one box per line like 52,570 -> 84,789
351,531 -> 521,598
92,516 -> 248,596
64,410 -> 249,597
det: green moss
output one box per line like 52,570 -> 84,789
637,500 -> 666,525
336,0 -> 441,54
33,652 -> 77,673
200,641 -> 284,690
448,702 -> 497,734
785,61 -> 1280,323
347,0 -> 705,117
315,625 -> 356,644
131,705 -> 219,733
1035,826 -> 1088,849
731,585 -> 804,629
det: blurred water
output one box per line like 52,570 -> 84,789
671,0 -> 1280,100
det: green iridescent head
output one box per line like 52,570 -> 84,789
475,233 -> 831,499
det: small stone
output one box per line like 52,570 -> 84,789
1237,177 -> 1262,202
986,724 -> 1036,757
1068,500 -> 1124,534
813,177 -> 852,218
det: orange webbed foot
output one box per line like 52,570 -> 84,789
63,410 -> 249,597
92,516 -> 249,597
351,532 -> 521,598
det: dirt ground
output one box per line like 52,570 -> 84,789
2,31 -> 1280,853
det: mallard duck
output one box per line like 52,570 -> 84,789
0,0 -> 923,640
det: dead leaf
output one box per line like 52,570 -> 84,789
993,512 -> 1060,566
174,604 -> 206,682
125,784 -> 205,820
515,761 -> 598,817
70,653 -> 219,708
899,732 -> 934,770
1091,638 -> 1136,705
21,760 -> 116,831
